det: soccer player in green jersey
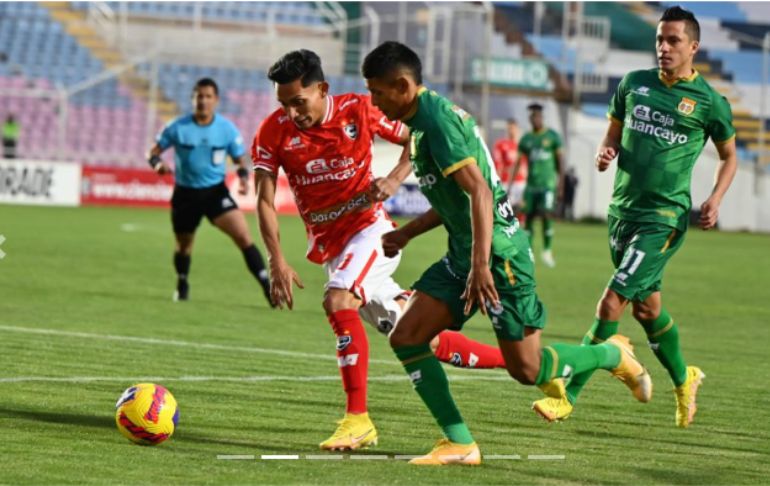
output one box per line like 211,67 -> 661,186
532,6 -> 737,428
511,103 -> 563,267
362,41 -> 652,466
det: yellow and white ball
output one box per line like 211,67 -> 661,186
115,383 -> 178,445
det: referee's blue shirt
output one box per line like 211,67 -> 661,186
157,114 -> 245,188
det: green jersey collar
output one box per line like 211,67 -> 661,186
658,69 -> 699,88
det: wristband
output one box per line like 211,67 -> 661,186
148,154 -> 161,169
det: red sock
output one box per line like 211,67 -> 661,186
328,309 -> 369,414
434,330 -> 506,369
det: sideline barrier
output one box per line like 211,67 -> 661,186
0,159 -> 81,207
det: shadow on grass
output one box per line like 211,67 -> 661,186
0,407 -> 115,429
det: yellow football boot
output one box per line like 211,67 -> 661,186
674,366 -> 705,428
607,335 -> 653,402
319,412 -> 378,451
408,439 -> 481,466
532,378 -> 573,422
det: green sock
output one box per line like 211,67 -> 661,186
525,215 -> 534,244
394,344 -> 474,445
535,342 -> 620,386
565,319 -> 619,403
543,217 -> 554,250
639,308 -> 687,386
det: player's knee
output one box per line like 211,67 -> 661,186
322,290 -> 357,315
388,322 -> 420,348
632,305 -> 658,323
597,294 -> 623,320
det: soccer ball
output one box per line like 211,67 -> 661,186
115,383 -> 179,445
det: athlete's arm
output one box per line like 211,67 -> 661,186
555,148 -> 565,201
381,208 -> 442,258
508,154 -> 522,193
233,154 -> 250,195
371,127 -> 412,202
452,163 -> 499,316
147,143 -> 172,175
255,169 -> 304,309
699,138 -> 737,230
596,120 -> 623,172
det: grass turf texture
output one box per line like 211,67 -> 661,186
1,204 -> 769,484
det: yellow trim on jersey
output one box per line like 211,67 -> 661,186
442,157 -> 476,177
607,114 -> 623,125
660,229 -> 677,253
714,133 -> 736,146
658,69 -> 699,88
504,260 -> 516,286
400,86 -> 428,122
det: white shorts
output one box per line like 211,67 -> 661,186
508,181 -> 526,207
324,215 -> 407,335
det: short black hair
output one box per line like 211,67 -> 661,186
527,102 -> 543,112
506,118 -> 518,125
267,49 -> 325,86
361,41 -> 423,85
660,6 -> 700,42
193,78 -> 219,96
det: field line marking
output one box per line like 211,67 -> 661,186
0,325 -> 399,365
261,455 -> 299,460
527,454 -> 566,460
0,374 -> 514,384
217,455 -> 255,460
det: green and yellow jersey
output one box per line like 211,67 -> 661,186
607,68 -> 735,231
518,128 -> 562,190
403,87 -> 527,274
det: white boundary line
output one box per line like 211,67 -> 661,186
217,455 -> 255,460
0,374 -> 514,384
0,325 -> 397,366
214,454 -> 562,461
0,325 -> 510,380
527,454 -> 566,460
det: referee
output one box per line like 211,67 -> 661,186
148,78 -> 272,305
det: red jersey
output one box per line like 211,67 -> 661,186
252,93 -> 405,264
493,138 -> 527,184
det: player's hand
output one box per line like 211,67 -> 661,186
370,177 -> 399,202
381,229 -> 409,258
699,195 -> 721,230
460,265 -> 499,316
155,162 -> 172,175
595,147 -> 617,172
269,261 -> 304,310
237,176 -> 249,196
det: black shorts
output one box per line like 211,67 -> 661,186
171,183 -> 238,234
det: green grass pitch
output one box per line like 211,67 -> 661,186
0,204 -> 769,484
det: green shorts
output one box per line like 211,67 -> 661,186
412,250 -> 547,341
523,187 -> 556,215
607,215 -> 686,302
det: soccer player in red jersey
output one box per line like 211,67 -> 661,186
252,50 -> 505,451
493,118 -> 527,224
